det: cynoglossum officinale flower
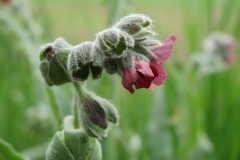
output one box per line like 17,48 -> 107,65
39,14 -> 176,92
121,34 -> 177,93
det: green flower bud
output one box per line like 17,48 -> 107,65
133,30 -> 157,42
90,63 -> 102,80
95,28 -> 134,58
120,49 -> 135,69
103,58 -> 119,75
46,129 -> 102,160
114,14 -> 153,35
78,89 -> 119,139
67,42 -> 103,81
39,38 -> 73,86
132,43 -> 156,61
91,44 -> 104,67
139,39 -> 161,49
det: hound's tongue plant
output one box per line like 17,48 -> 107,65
39,14 -> 176,160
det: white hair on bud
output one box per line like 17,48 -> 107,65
121,31 -> 135,48
67,51 -> 78,74
91,44 -> 104,67
121,49 -> 136,69
53,37 -> 73,52
114,13 -> 153,29
71,41 -> 94,64
140,39 -> 162,50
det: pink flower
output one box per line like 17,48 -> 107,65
151,34 -> 177,62
122,61 -> 159,93
121,34 -> 176,93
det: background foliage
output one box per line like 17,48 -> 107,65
0,0 -> 240,160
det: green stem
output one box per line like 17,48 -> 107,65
73,82 -> 84,97
73,92 -> 80,129
46,87 -> 61,130
0,138 -> 27,160
72,82 -> 84,129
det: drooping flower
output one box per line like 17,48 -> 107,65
121,34 -> 176,93
122,60 -> 165,93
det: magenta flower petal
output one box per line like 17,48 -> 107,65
135,61 -> 154,78
150,61 -> 166,86
148,64 -> 159,90
151,34 -> 176,62
134,73 -> 153,89
167,34 -> 177,42
122,68 -> 138,93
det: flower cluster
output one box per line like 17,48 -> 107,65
40,14 -> 176,93
39,14 -> 176,160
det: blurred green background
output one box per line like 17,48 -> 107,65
0,0 -> 240,160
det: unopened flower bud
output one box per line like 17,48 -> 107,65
78,90 -> 119,139
46,129 -> 102,160
103,58 -> 119,75
121,49 -> 135,69
139,39 -> 161,50
90,63 -> 102,80
39,38 -> 73,86
95,28 -> 134,58
133,30 -> 157,41
89,45 -> 103,79
115,14 -> 152,34
132,43 -> 156,61
67,42 -> 103,81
